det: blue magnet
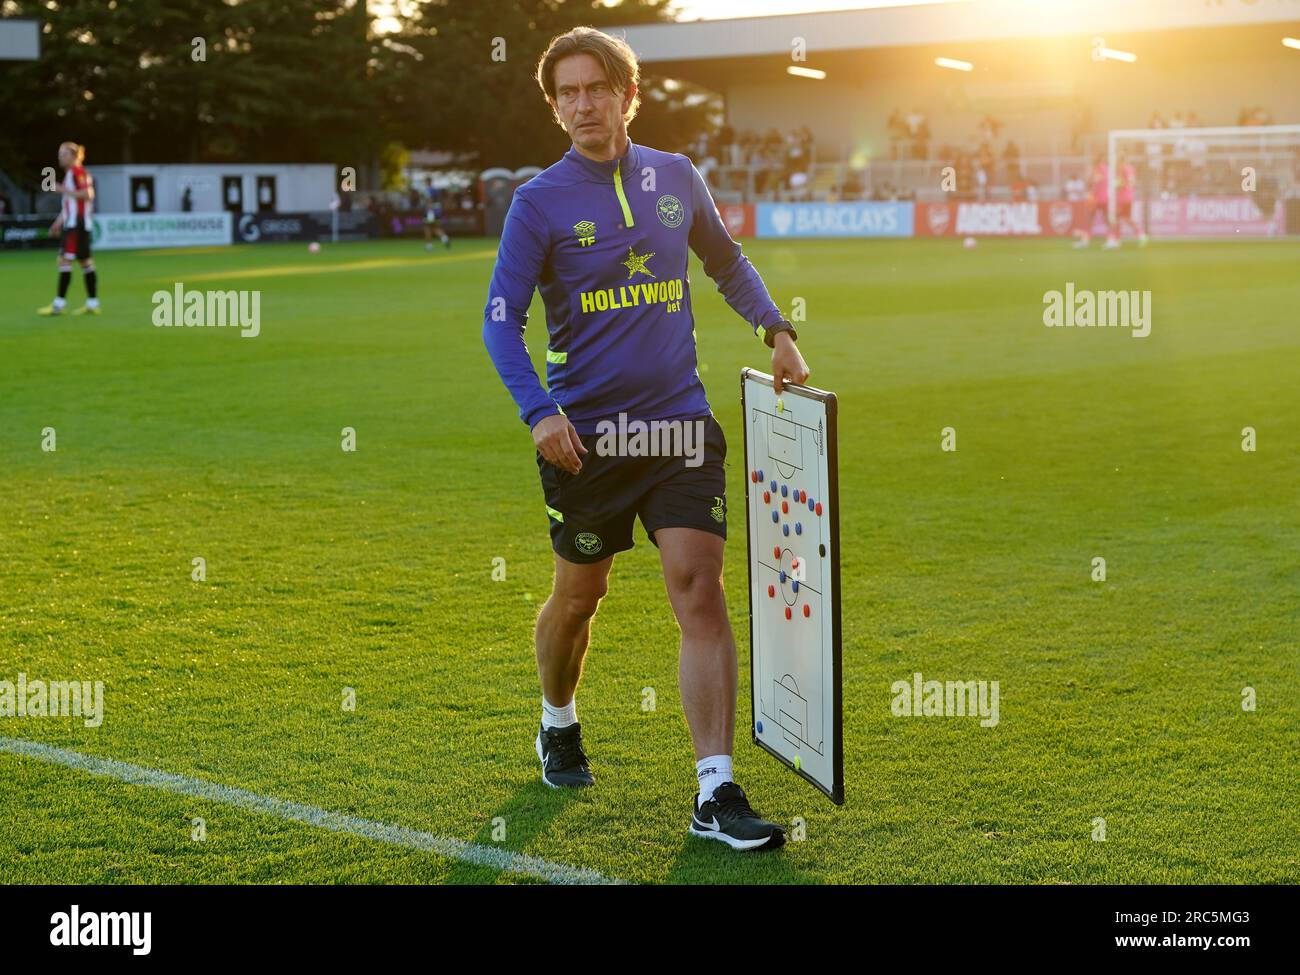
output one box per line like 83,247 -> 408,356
757,469 -> 764,482
792,580 -> 800,593
781,484 -> 788,497
782,523 -> 789,536
795,522 -> 802,535
769,480 -> 777,492
807,497 -> 815,511
779,570 -> 787,584
756,720 -> 764,734
771,510 -> 779,523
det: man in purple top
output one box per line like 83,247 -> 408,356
482,26 -> 809,851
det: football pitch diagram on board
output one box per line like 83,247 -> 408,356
740,369 -> 843,804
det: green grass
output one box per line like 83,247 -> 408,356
1,236 -> 1297,884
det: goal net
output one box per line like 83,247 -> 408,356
1107,124 -> 1300,238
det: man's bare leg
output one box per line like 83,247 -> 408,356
655,527 -> 735,760
533,552 -> 613,787
535,552 -> 613,703
657,526 -> 782,849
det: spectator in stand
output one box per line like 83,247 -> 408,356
180,186 -> 193,212
698,148 -> 719,185
717,123 -> 736,167
977,113 -> 1002,144
1010,176 -> 1039,203
975,142 -> 995,198
1065,173 -> 1087,202
0,192 -> 11,217
1003,141 -> 1021,184
887,108 -> 907,160
953,150 -> 973,198
842,168 -> 864,200
905,107 -> 929,159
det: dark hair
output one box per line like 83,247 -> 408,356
536,27 -> 641,124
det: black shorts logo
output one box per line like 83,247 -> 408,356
575,532 -> 603,555
710,495 -> 726,523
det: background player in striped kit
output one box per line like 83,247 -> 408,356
38,142 -> 101,317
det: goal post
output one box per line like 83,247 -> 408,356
1107,124 -> 1300,236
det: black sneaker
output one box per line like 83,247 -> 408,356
689,782 -> 785,851
535,722 -> 594,788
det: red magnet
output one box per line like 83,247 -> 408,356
763,491 -> 770,504
773,546 -> 781,560
815,502 -> 823,516
767,584 -> 775,598
784,607 -> 792,620
781,501 -> 788,514
803,604 -> 811,617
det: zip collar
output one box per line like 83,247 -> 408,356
563,139 -> 641,185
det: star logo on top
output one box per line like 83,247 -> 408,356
621,246 -> 656,279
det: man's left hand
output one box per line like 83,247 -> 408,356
771,331 -> 809,394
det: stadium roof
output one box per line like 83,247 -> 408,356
613,0 -> 1300,63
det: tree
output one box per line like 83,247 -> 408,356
0,0 -> 385,182
385,0 -> 719,170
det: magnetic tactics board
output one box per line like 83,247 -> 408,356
741,368 -> 843,804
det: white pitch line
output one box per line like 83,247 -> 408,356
0,737 -> 622,886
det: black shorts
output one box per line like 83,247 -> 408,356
60,227 -> 90,261
537,414 -> 728,563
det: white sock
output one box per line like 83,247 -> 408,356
541,696 -> 576,730
696,755 -> 733,805
86,297 -> 99,309
52,297 -> 66,309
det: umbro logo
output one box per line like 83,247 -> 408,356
574,219 -> 596,247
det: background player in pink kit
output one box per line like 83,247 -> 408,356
1073,155 -> 1110,249
1075,154 -> 1147,249
37,142 -> 101,317
1110,157 -> 1149,247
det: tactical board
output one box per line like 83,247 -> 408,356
741,369 -> 843,804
